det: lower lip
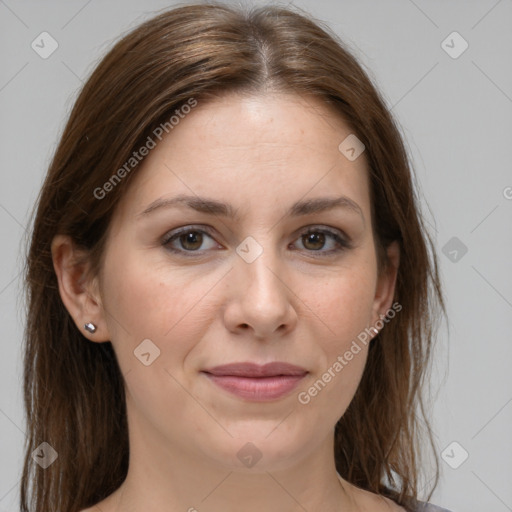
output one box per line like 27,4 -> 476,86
202,373 -> 306,401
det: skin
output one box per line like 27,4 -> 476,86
52,92 -> 403,512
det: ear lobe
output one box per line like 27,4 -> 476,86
371,240 -> 400,327
51,234 -> 109,342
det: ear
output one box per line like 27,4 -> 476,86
51,234 -> 110,342
371,240 -> 400,329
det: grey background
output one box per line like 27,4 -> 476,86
1,0 -> 511,511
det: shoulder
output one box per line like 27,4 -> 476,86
349,484 -> 407,511
350,485 -> 452,512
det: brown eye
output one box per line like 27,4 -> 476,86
178,231 -> 203,251
302,232 -> 326,251
162,227 -> 220,256
292,227 -> 352,257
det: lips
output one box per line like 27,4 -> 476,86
202,362 -> 308,378
201,362 -> 308,401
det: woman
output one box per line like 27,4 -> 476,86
21,2 -> 449,511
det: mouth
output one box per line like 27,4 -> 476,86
201,362 -> 308,401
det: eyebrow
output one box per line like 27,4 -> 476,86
137,193 -> 364,223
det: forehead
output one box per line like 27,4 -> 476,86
114,92 -> 371,222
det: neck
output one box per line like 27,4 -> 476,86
108,406 -> 357,512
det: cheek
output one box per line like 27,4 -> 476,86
297,335 -> 370,431
100,249 -> 220,369
298,294 -> 372,425
304,264 -> 377,346
296,264 -> 376,415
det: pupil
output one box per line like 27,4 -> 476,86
182,232 -> 202,250
304,232 -> 324,250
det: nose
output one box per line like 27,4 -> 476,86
222,245 -> 298,340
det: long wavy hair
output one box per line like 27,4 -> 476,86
21,2 -> 445,511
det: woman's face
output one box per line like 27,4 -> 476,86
93,92 -> 398,473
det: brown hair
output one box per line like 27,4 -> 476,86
21,2 -> 445,511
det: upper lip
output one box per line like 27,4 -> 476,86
202,362 -> 308,377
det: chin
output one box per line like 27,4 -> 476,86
201,429 -> 310,473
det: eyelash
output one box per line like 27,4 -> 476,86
161,225 -> 352,258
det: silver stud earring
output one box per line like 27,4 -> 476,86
84,322 -> 97,334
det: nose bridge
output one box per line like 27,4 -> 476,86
235,233 -> 284,300
228,231 -> 296,336
230,229 -> 290,327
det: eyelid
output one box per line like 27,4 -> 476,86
161,224 -> 217,245
161,225 -> 222,256
293,225 -> 353,255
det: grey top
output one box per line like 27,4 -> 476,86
334,474 -> 452,512
414,502 -> 453,512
